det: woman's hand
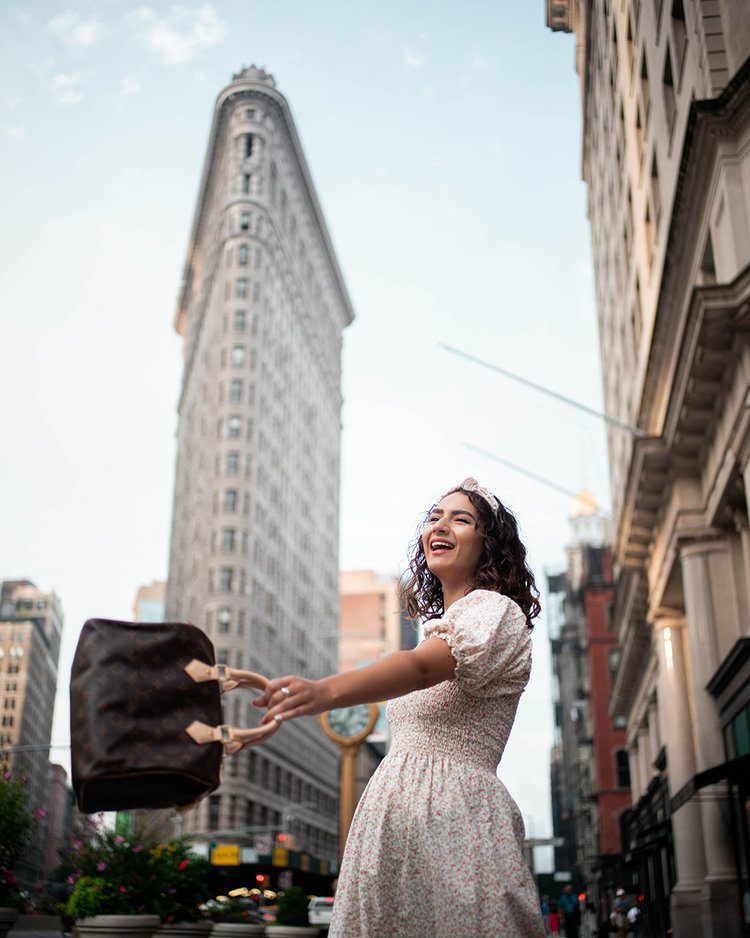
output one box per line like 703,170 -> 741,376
253,676 -> 333,725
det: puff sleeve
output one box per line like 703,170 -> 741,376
423,589 -> 532,698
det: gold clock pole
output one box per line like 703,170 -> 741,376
320,703 -> 380,862
339,743 -> 358,861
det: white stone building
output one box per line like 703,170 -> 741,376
548,3 -> 750,936
166,66 -> 354,868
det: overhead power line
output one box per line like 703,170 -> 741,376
464,442 -> 611,517
442,343 -> 651,439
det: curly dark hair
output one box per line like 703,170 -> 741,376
400,487 -> 541,627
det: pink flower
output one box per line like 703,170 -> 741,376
3,771 -> 11,780
178,858 -> 190,870
35,807 -> 47,819
119,886 -> 128,894
72,839 -> 82,850
66,875 -> 76,885
96,862 -> 107,872
114,835 -> 125,845
132,843 -> 144,853
168,888 -> 177,895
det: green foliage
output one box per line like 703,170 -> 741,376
0,768 -> 34,909
0,769 -> 33,871
275,886 -> 310,927
63,826 -> 211,922
65,877 -> 107,920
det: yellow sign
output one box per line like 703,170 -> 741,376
319,859 -> 329,876
300,853 -> 310,872
211,844 -> 241,866
272,846 -> 289,867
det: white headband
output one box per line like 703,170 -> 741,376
440,477 -> 500,514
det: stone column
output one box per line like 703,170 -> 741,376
653,615 -> 706,934
680,540 -> 741,938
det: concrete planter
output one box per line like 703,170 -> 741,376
210,926 -> 265,937
8,914 -> 63,936
153,924 -> 213,937
75,915 -> 161,936
0,909 -> 18,938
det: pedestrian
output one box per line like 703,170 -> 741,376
626,903 -> 642,937
612,888 -> 629,938
559,884 -> 581,938
549,901 -> 561,935
254,478 -> 546,937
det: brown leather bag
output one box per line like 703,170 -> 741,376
70,618 -> 277,813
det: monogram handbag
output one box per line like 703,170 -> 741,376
70,618 -> 278,813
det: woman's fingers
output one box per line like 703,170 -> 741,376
252,675 -> 296,707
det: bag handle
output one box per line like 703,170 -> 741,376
184,658 -> 269,693
183,658 -> 279,753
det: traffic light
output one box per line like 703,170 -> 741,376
255,874 -> 270,889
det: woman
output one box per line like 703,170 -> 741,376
254,477 -> 546,937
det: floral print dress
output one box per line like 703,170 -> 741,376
329,589 -> 546,938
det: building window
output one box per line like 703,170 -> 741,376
220,568 -> 233,592
218,607 -> 231,633
222,528 -> 236,552
241,174 -> 251,194
245,108 -> 255,120
608,648 -> 622,677
208,795 -> 220,829
236,278 -> 248,299
238,244 -> 249,266
223,490 -> 238,513
671,0 -> 687,80
226,451 -> 240,475
234,310 -> 246,332
640,52 -> 650,126
228,415 -> 241,438
651,155 -> 661,226
663,51 -> 676,139
232,345 -> 245,367
230,379 -> 243,403
240,211 -> 250,231
245,134 -> 255,158
616,750 -> 631,788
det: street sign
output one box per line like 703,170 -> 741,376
272,846 -> 289,867
253,834 -> 272,853
211,844 -> 241,866
240,847 -> 259,864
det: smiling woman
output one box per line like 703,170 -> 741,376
254,477 -> 545,938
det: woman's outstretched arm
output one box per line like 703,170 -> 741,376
252,636 -> 456,725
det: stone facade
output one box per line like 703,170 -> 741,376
548,4 -> 750,936
165,66 -> 354,865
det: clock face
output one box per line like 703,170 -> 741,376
327,705 -> 371,739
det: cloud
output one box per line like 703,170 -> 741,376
120,74 -> 141,96
132,4 -> 227,66
48,11 -> 104,46
48,72 -> 84,105
402,46 -> 425,70
2,124 -> 27,141
470,53 -> 489,69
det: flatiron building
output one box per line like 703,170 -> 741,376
165,66 -> 354,866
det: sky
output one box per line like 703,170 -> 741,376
0,2 -> 609,869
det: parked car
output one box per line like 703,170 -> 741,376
308,896 -> 335,926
